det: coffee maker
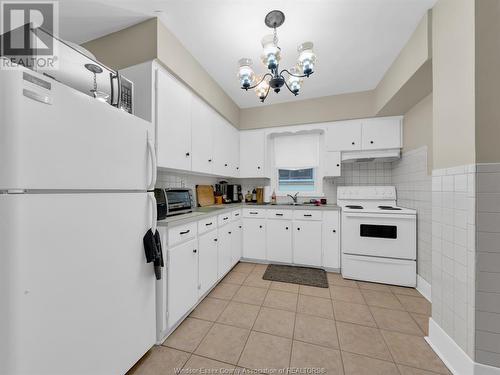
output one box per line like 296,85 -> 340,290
227,184 -> 242,203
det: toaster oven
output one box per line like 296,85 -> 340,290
154,188 -> 194,220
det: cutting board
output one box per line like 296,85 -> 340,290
196,185 -> 215,207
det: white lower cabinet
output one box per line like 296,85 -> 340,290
242,218 -> 266,260
266,219 -> 292,263
322,211 -> 340,269
217,225 -> 232,278
167,239 -> 198,328
293,220 -> 323,267
198,230 -> 219,297
231,220 -> 243,266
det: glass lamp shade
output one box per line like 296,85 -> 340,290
287,67 -> 303,94
261,34 -> 280,70
254,78 -> 270,100
297,42 -> 316,76
237,58 -> 255,89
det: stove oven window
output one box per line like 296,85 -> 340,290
360,224 -> 397,239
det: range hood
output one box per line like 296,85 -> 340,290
341,148 -> 401,163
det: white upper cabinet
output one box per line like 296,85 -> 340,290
324,152 -> 341,177
229,125 -> 240,177
156,69 -> 192,171
325,120 -> 362,151
240,130 -> 265,178
361,117 -> 402,150
191,95 -> 214,174
212,118 -> 234,177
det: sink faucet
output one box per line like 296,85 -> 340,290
287,192 -> 299,204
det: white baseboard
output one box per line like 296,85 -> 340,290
417,274 -> 431,302
426,319 -> 500,375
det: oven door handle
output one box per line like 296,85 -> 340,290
343,213 -> 414,220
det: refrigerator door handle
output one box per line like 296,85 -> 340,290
147,136 -> 157,190
149,192 -> 157,233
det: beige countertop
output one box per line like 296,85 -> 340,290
157,203 -> 340,227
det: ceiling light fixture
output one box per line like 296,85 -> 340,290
237,10 -> 317,103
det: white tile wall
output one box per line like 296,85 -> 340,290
431,164 -> 476,357
475,163 -> 500,367
156,171 -> 219,206
392,147 -> 432,283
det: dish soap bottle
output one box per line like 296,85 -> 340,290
271,190 -> 277,204
252,188 -> 257,202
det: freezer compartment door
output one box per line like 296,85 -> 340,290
0,68 -> 155,191
0,193 -> 157,375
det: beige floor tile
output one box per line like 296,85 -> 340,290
381,330 -> 451,374
195,323 -> 250,365
390,286 -> 424,298
209,283 -> 240,300
411,313 -> 429,335
358,281 -> 392,293
330,286 -> 366,304
329,277 -> 359,288
243,273 -> 271,289
238,331 -> 292,370
252,263 -> 268,275
342,351 -> 399,375
263,290 -> 298,311
397,364 -> 450,375
190,298 -> 229,322
217,301 -> 260,329
233,286 -> 268,306
270,281 -> 299,293
290,341 -> 344,375
127,346 -> 190,375
327,272 -> 343,283
396,295 -> 432,316
333,301 -> 376,327
336,322 -> 392,361
294,313 -> 339,348
361,290 -> 404,310
297,294 -> 334,319
163,318 -> 213,352
299,285 -> 331,299
232,262 -> 256,275
223,271 -> 248,285
183,355 -> 236,374
253,306 -> 295,338
370,306 -> 423,336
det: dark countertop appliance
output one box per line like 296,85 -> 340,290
154,188 -> 195,220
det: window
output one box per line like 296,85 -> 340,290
278,168 -> 316,192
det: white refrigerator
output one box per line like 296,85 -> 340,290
0,67 -> 158,374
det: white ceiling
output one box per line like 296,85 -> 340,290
58,0 -> 436,108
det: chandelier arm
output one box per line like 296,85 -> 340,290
243,72 -> 273,90
281,76 -> 299,96
280,68 -> 311,79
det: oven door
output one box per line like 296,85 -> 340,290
341,212 -> 416,260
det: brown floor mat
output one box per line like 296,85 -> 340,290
262,264 -> 328,288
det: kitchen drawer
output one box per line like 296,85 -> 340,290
266,209 -> 293,220
293,210 -> 323,221
168,222 -> 198,247
242,208 -> 266,218
218,212 -> 233,226
232,209 -> 242,220
198,215 -> 217,235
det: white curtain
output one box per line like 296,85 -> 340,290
274,133 -> 320,169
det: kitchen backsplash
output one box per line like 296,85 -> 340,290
156,171 -> 219,206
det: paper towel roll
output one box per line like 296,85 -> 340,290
263,185 -> 271,203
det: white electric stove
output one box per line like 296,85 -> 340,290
337,186 -> 417,287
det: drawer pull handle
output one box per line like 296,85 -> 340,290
185,152 -> 190,157
235,213 -> 240,216
259,225 -> 263,229
193,249 -> 197,253
249,212 -> 258,214
285,226 -> 289,230
304,214 -> 312,217
238,225 -> 242,229
333,229 -> 336,233
276,213 -> 283,216
205,222 -> 213,226
214,238 -> 218,242
351,142 -> 355,145
228,231 -> 232,234
223,217 -> 229,220
297,227 -> 301,231
370,141 -> 374,144
225,163 -> 228,167
180,230 -> 190,235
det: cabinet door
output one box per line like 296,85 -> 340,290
325,152 -> 341,177
212,118 -> 233,176
242,218 -> 266,260
217,227 -> 232,278
325,121 -> 362,151
266,220 -> 292,263
231,221 -> 243,266
167,239 -> 198,327
240,130 -> 265,178
198,230 -> 219,297
322,211 -> 340,269
361,117 -> 401,150
191,96 -> 214,174
156,68 -> 192,170
230,125 -> 240,177
293,221 -> 322,267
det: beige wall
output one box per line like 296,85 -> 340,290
475,0 -> 500,164
403,93 -> 433,172
83,18 -> 240,128
432,0 -> 475,169
239,90 -> 376,129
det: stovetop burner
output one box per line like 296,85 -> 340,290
378,205 -> 402,210
346,205 -> 363,209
